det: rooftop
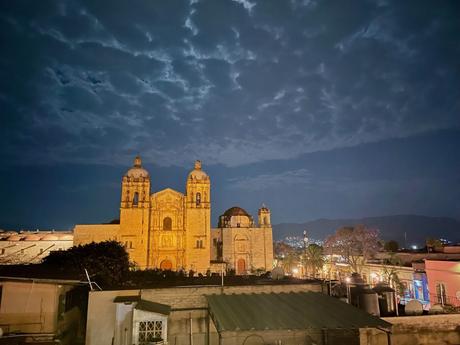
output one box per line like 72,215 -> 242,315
206,292 -> 392,331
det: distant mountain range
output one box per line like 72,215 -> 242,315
273,215 -> 460,246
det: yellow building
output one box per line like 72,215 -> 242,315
211,206 -> 273,274
74,156 -> 273,274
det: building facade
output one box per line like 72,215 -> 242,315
211,206 -> 273,274
74,156 -> 273,274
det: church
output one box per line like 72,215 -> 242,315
73,156 -> 273,274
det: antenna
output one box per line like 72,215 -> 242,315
84,268 -> 102,291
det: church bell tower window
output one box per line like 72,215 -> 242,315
133,192 -> 139,206
196,192 -> 201,206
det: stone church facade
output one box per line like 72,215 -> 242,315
73,156 -> 273,274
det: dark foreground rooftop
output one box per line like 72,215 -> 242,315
206,292 -> 392,332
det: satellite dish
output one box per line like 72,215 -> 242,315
405,300 -> 423,316
271,267 -> 285,280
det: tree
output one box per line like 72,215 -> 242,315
426,238 -> 442,252
324,225 -> 381,274
382,254 -> 405,295
384,240 -> 399,253
302,244 -> 325,278
43,241 -> 130,288
282,252 -> 299,274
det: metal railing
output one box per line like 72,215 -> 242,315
429,293 -> 460,307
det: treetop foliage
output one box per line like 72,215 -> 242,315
43,241 -> 130,288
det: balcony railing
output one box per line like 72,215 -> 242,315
429,293 -> 460,307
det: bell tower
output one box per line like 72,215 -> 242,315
258,204 -> 271,227
185,160 -> 211,273
119,156 -> 151,268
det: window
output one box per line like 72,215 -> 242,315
196,192 -> 201,206
1,249 -> 4,255
163,217 -> 172,230
133,192 -> 139,206
436,283 -> 447,304
196,239 -> 203,248
138,320 -> 163,344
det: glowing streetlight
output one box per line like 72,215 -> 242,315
345,277 -> 351,304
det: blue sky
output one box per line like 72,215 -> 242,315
0,0 -> 459,229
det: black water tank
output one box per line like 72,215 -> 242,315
358,287 -> 380,316
373,283 -> 396,316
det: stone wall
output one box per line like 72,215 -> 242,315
360,314 -> 460,345
73,224 -> 119,245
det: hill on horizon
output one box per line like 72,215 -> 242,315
273,215 -> 460,246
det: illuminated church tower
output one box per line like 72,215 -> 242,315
185,160 -> 211,272
258,204 -> 271,227
119,156 -> 151,267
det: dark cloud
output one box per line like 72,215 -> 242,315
1,0 -> 459,227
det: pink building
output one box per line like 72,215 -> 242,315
425,260 -> 460,307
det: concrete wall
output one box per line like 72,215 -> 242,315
86,283 -> 323,345
361,314 -> 460,345
221,329 -> 360,345
0,281 -> 73,334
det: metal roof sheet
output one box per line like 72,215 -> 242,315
206,292 -> 392,332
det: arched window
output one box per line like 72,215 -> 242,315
196,192 -> 201,206
133,192 -> 139,206
163,217 -> 172,230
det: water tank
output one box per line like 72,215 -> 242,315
405,300 -> 423,316
358,288 -> 380,316
373,283 -> 396,316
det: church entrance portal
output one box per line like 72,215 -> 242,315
237,258 -> 246,275
160,259 -> 173,270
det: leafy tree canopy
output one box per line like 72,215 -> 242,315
384,240 -> 399,252
43,241 -> 130,288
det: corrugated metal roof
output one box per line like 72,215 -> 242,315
206,292 -> 391,332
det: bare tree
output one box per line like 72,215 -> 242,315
324,225 -> 381,274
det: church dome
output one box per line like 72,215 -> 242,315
219,206 -> 254,228
125,156 -> 149,179
188,160 -> 208,180
223,206 -> 251,217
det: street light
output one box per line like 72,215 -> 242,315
345,277 -> 351,304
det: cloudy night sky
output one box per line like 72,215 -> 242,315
0,0 -> 459,230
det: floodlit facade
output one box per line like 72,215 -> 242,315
74,156 -> 273,274
211,206 -> 273,274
